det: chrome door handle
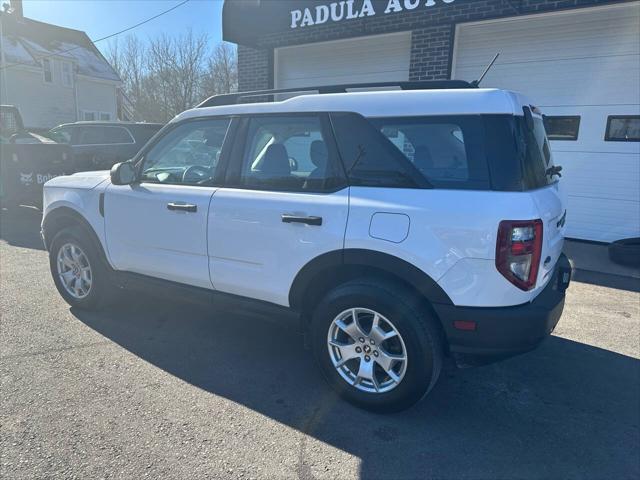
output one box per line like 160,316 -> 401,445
167,202 -> 197,213
281,214 -> 322,226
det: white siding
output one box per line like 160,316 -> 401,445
1,67 -> 119,129
2,67 -> 75,129
275,32 -> 411,88
453,3 -> 640,242
76,77 -> 117,121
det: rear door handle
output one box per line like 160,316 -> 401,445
167,202 -> 197,213
281,214 -> 323,226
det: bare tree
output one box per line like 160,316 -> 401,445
104,32 -> 236,123
202,43 -> 238,96
106,36 -> 146,120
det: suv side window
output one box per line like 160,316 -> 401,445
330,112 -> 428,189
77,127 -> 105,145
102,126 -> 134,144
370,115 -> 490,189
237,115 -> 345,192
140,118 -> 230,185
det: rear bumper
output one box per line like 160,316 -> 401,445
434,254 -> 572,362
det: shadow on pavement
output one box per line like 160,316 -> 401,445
72,295 -> 640,479
572,269 -> 640,293
0,206 -> 45,251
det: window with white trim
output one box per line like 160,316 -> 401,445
61,61 -> 73,87
42,58 -> 53,83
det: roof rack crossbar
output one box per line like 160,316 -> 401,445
197,80 -> 475,108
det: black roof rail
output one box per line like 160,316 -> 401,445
197,80 -> 475,108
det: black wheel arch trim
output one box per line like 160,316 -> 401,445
42,207 -> 110,267
289,249 -> 453,311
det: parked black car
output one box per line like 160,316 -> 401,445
47,121 -> 163,171
1,105 -> 74,210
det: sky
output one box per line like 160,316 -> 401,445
21,0 -> 225,53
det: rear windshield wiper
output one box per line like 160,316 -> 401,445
546,165 -> 563,178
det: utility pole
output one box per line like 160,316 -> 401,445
0,11 -> 9,104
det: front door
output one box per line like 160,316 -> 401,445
104,118 -> 231,289
208,114 -> 349,306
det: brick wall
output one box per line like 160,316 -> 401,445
237,45 -> 270,92
236,0 -> 632,90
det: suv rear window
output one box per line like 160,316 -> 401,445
331,112 -> 555,192
370,116 -> 490,190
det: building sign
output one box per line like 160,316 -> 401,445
290,0 -> 455,29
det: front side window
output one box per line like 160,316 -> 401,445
238,115 -> 344,192
605,116 -> 640,142
42,59 -> 53,83
140,118 -> 230,185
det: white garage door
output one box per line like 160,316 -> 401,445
453,3 -> 640,242
275,32 -> 411,89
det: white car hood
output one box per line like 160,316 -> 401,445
44,170 -> 110,190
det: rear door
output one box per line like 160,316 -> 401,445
208,113 -> 349,306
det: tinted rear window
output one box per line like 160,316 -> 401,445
331,112 -> 555,192
370,116 -> 490,190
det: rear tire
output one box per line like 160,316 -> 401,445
310,279 -> 444,413
49,226 -> 115,310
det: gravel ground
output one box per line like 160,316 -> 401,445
1,207 -> 639,480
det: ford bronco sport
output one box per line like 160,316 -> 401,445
41,81 -> 572,412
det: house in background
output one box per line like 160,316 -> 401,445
0,0 -> 125,130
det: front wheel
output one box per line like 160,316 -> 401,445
311,279 -> 444,413
49,226 -> 114,310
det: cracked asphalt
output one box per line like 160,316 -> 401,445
1,207 -> 639,479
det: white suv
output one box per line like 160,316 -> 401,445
41,82 -> 572,412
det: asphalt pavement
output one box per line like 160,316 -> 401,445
1,207 -> 639,480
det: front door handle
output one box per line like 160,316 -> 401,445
281,214 -> 322,226
167,202 -> 197,213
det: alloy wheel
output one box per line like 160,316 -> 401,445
56,242 -> 92,299
327,308 -> 408,393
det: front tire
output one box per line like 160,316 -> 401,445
310,279 -> 444,413
49,226 -> 114,310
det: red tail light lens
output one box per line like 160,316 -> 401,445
496,219 -> 543,291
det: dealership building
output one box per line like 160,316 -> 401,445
222,0 -> 640,243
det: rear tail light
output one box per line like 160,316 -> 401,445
496,219 -> 543,291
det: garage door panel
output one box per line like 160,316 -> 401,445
566,196 -> 640,243
454,3 -> 640,241
455,6 -> 640,65
276,32 -> 411,89
558,152 -> 640,202
454,56 -> 640,106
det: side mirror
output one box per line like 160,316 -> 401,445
110,161 -> 136,185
